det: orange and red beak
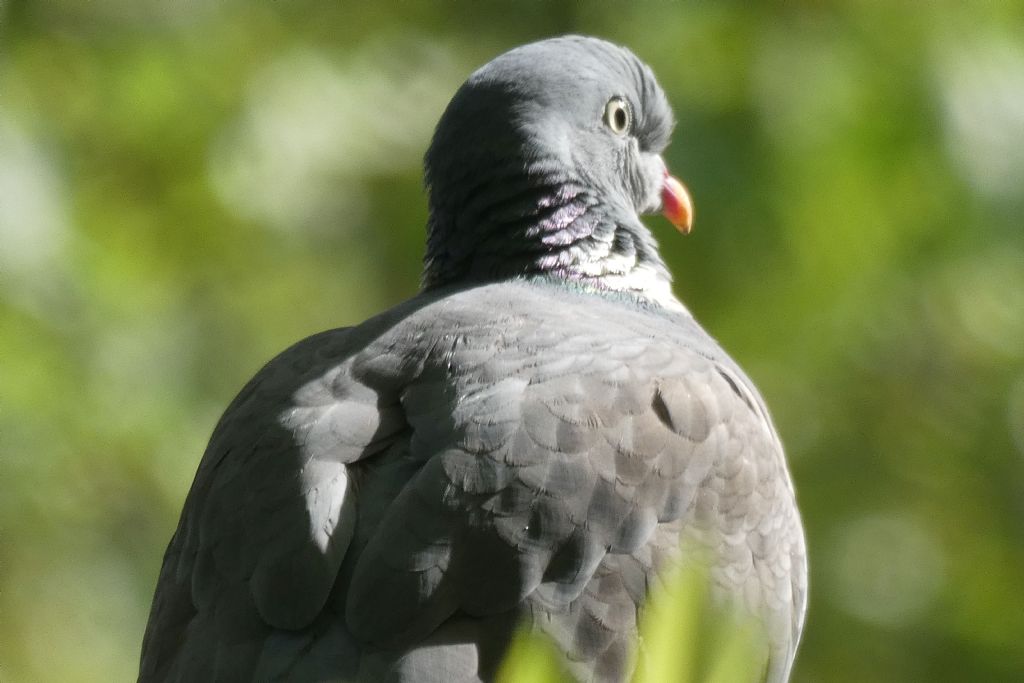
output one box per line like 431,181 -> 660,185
661,172 -> 693,235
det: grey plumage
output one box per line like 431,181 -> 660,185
141,36 -> 806,682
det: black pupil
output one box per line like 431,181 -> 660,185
614,106 -> 627,131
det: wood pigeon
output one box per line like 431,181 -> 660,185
140,35 -> 806,683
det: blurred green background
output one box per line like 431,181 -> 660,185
2,1 -> 1023,681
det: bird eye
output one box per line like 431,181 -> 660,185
603,97 -> 631,135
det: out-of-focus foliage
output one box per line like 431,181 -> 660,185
1,1 -> 1022,681
498,563 -> 763,683
497,629 -> 567,683
629,562 -> 762,683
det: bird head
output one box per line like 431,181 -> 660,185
423,36 -> 692,300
